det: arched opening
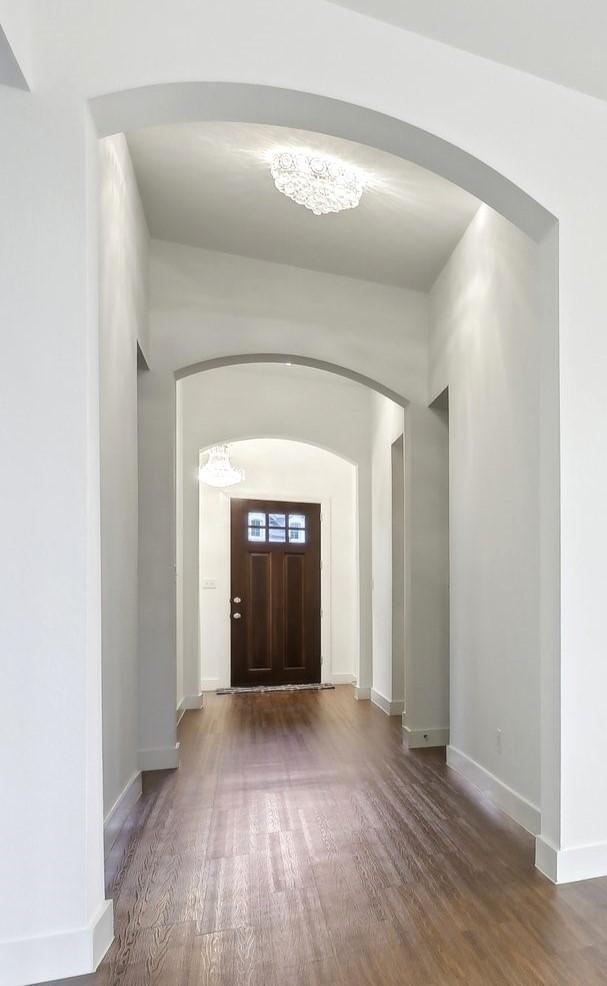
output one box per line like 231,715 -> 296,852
176,355 -> 409,407
90,81 -> 555,240
96,80 -> 560,889
193,438 -> 360,695
174,362 -> 390,715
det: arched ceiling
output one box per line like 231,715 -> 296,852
126,120 -> 479,291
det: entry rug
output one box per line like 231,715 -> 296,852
217,683 -> 335,695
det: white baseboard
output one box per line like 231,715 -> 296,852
354,686 -> 370,700
447,745 -> 541,836
92,900 -> 114,970
103,770 -> 142,855
182,693 -> 204,709
0,898 -> 113,986
535,836 -> 559,883
177,693 -> 204,723
371,689 -> 404,716
139,742 -> 180,771
535,835 -> 607,884
403,725 -> 449,748
201,677 -> 222,691
331,673 -> 355,685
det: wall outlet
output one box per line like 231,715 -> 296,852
202,578 -> 217,589
496,728 -> 503,754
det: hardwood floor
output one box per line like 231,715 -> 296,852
88,688 -> 607,985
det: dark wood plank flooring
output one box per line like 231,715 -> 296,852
90,688 -> 607,984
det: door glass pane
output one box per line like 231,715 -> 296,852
288,514 -> 306,543
268,513 -> 286,528
268,527 -> 286,543
248,511 -> 266,542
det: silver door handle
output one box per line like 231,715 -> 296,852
233,596 -> 241,604
233,612 -> 242,620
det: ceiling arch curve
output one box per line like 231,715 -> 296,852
175,354 -> 409,408
200,435 -> 360,469
90,80 -> 555,240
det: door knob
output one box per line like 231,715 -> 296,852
233,596 -> 241,604
233,612 -> 242,620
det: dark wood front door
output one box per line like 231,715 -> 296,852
230,498 -> 321,687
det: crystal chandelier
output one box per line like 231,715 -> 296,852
199,445 -> 245,488
270,152 -> 364,215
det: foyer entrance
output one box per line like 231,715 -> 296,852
230,498 -> 321,687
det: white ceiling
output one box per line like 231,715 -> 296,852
127,122 -> 479,291
329,0 -> 607,104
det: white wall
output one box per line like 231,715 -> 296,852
98,135 -> 149,825
402,400 -> 450,745
370,393 -> 405,707
199,439 -> 358,689
370,387 -> 450,736
0,0 -> 31,85
390,434 -> 405,709
430,205 -> 541,813
151,239 -> 429,403
177,362 -> 385,706
0,54 -> 111,982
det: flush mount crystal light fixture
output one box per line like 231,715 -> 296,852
270,152 -> 364,215
199,444 -> 245,488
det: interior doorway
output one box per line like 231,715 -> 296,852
230,498 -> 321,686
195,435 -> 360,694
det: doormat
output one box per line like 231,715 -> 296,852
217,683 -> 335,695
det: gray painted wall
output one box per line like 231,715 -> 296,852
99,135 -> 149,820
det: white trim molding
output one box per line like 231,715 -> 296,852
403,724 -> 449,748
178,693 -> 204,712
201,677 -> 222,692
447,745 -> 541,836
354,686 -> 370,700
371,689 -> 404,716
182,693 -> 204,709
177,693 -> 203,724
0,899 -> 113,986
535,836 -> 607,884
331,673 -> 356,685
139,742 -> 180,772
103,770 -> 142,855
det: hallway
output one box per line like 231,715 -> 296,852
97,689 -> 607,986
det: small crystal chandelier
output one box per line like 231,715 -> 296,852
270,152 -> 364,215
199,445 -> 245,488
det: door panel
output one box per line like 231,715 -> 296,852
231,498 -> 321,686
284,554 -> 305,669
247,553 -> 272,670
